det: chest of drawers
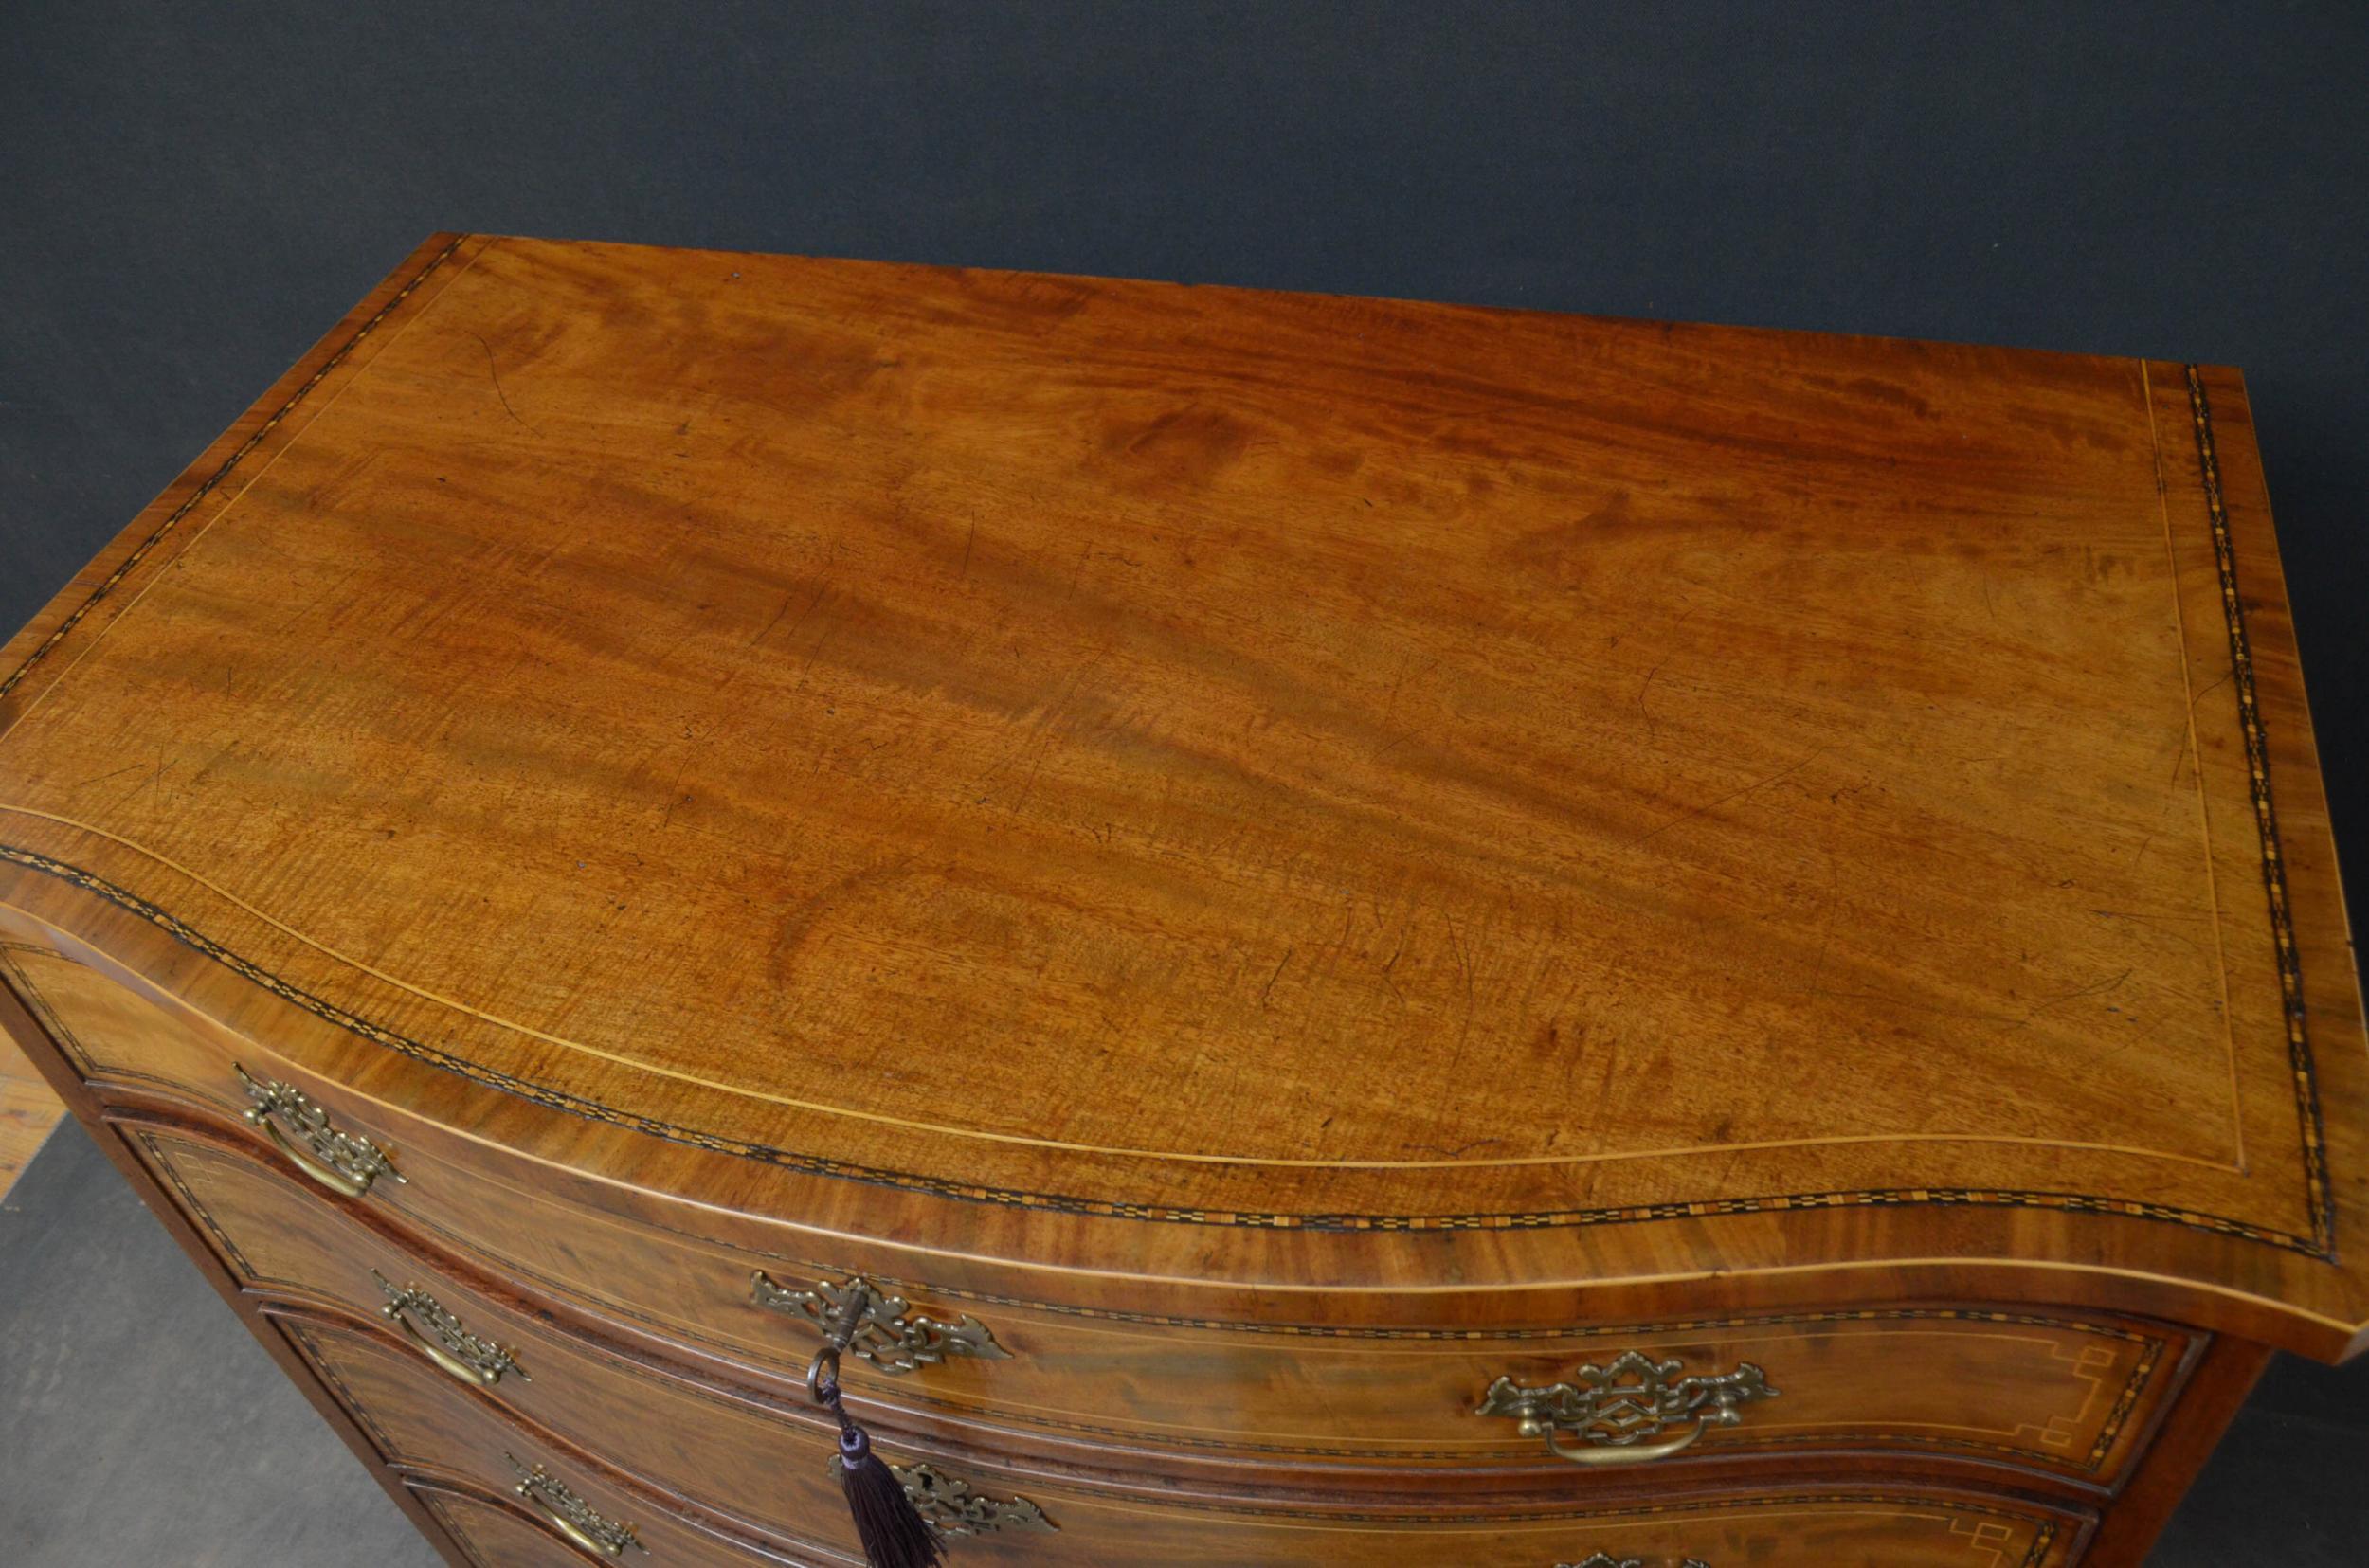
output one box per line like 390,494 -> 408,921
4,233 -> 2363,1566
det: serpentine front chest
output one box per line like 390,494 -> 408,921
3,233 -> 2363,1567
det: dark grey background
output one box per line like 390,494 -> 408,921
2,3 -> 2363,1563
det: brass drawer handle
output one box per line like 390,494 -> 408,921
752,1271 -> 1010,1375
236,1065 -> 405,1199
510,1457 -> 644,1558
375,1271 -> 528,1388
1561,1557 -> 1711,1568
1478,1350 -> 1777,1467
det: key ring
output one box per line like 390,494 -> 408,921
807,1344 -> 842,1404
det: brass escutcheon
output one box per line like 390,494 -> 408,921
752,1271 -> 1009,1375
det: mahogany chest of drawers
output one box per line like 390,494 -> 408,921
3,233 -> 2363,1566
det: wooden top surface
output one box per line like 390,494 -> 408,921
4,235 -> 2364,1346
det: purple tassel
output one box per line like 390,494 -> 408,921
814,1354 -> 944,1568
835,1421 -> 945,1568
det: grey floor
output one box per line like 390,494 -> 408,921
0,1126 -> 439,1568
2,1120 -> 2363,1565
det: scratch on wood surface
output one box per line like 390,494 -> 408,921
467,330 -> 535,430
1636,655 -> 1670,742
1999,968 -> 2134,1036
66,762 -> 147,792
748,589 -> 799,648
1631,748 -> 1830,848
1379,925 -> 1408,1008
1633,604 -> 1697,744
1259,946 -> 1293,1008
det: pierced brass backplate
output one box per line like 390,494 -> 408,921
1560,1556 -> 1711,1568
815,1452 -> 1057,1537
751,1271 -> 1010,1374
1478,1349 -> 1777,1466
236,1064 -> 404,1197
374,1271 -> 526,1387
894,1462 -> 1057,1537
509,1456 -> 643,1557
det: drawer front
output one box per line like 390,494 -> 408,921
287,1316 -> 823,1567
21,944 -> 2188,1486
900,1490 -> 2088,1568
292,1312 -> 2087,1568
157,1083 -> 2188,1486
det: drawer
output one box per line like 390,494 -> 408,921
20,942 -> 2195,1489
887,1487 -> 2093,1568
287,1309 -> 2090,1567
150,1085 -> 2191,1488
284,1314 -> 828,1567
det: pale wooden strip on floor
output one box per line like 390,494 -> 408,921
0,1029 -> 66,1202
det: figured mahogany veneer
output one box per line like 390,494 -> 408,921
2,233 -> 2361,1565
